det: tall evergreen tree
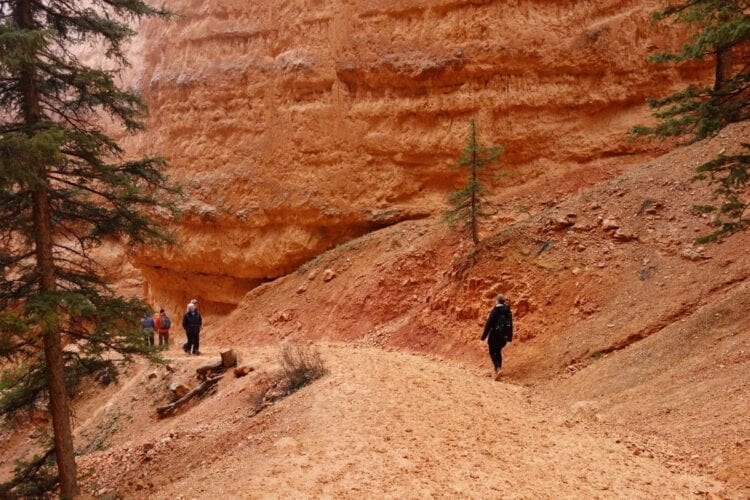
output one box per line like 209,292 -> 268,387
0,1 -> 174,497
445,120 -> 504,246
632,1 -> 749,240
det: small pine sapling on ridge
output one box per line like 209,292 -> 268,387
631,0 -> 749,241
445,119 -> 504,246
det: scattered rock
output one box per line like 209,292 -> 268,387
147,371 -> 158,380
168,382 -> 190,401
323,269 -> 336,282
601,218 -> 620,231
296,283 -> 307,294
681,246 -> 710,261
613,228 -> 638,242
638,197 -> 663,215
552,213 -> 576,230
234,365 -> 254,378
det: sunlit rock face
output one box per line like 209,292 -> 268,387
122,0 -> 704,314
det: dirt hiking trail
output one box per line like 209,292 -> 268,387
150,345 -> 721,499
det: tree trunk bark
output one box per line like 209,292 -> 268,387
34,189 -> 79,499
17,0 -> 79,497
714,46 -> 733,92
220,348 -> 238,368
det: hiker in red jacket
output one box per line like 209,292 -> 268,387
154,308 -> 172,348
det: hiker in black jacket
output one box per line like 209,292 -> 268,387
182,303 -> 203,355
481,294 -> 513,379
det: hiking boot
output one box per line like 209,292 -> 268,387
193,351 -> 201,356
494,371 -> 503,381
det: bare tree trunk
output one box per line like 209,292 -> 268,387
714,45 -> 733,91
34,188 -> 79,499
17,0 -> 79,496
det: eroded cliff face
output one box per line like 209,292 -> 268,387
125,0 -> 707,313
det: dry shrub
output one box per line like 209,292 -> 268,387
279,343 -> 327,393
248,384 -> 270,411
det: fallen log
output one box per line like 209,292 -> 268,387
156,374 -> 223,418
196,359 -> 223,381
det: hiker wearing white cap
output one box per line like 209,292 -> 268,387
182,302 -> 202,355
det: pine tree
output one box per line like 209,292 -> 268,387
0,1 -> 174,497
445,120 -> 504,246
632,1 -> 749,240
692,145 -> 750,241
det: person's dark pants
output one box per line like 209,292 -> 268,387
184,329 -> 200,354
158,330 -> 169,348
488,340 -> 506,372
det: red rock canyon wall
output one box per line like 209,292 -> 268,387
124,0 -> 706,313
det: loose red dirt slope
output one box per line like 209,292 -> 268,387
156,346 -> 720,499
206,122 -> 750,494
67,346 -> 724,498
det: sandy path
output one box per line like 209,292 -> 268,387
153,345 -> 720,499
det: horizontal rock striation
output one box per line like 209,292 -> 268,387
125,0 -> 708,313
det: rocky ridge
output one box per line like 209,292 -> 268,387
121,0 -> 711,313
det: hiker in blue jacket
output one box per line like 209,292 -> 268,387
141,312 -> 156,347
481,294 -> 513,379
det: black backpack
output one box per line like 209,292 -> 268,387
494,307 -> 511,333
161,315 -> 172,329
